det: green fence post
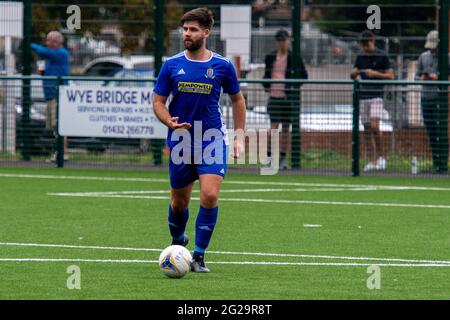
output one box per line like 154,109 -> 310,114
291,89 -> 301,169
151,0 -> 165,166
291,0 -> 302,169
55,76 -> 64,168
438,0 -> 449,173
21,0 -> 32,161
352,80 -> 360,177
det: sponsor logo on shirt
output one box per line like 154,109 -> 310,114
178,82 -> 212,94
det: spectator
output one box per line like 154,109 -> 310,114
351,30 -> 394,172
31,31 -> 70,161
263,29 -> 308,169
415,30 -> 450,173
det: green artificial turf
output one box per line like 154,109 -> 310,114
0,167 -> 449,299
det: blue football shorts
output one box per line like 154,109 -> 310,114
169,142 -> 229,189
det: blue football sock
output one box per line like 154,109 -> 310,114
194,206 -> 218,256
168,205 -> 189,244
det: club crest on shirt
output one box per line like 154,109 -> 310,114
205,66 -> 215,79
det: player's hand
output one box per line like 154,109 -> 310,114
427,73 -> 438,80
168,117 -> 191,130
233,138 -> 244,159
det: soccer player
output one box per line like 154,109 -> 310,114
152,8 -> 246,272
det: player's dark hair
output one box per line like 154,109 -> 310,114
360,30 -> 375,44
181,7 -> 214,30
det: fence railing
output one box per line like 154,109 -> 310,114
0,75 -> 448,176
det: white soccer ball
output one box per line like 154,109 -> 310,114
158,245 -> 192,278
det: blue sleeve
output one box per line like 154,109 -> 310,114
31,43 -> 65,63
153,61 -> 172,96
222,62 -> 240,95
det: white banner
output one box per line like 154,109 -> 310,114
58,85 -> 167,139
0,2 -> 23,38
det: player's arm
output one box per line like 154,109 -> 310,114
152,93 -> 191,130
229,92 -> 246,158
229,92 -> 246,130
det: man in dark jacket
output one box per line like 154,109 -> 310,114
263,29 -> 308,169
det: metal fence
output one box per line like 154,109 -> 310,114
165,1 -> 441,80
0,75 -> 448,176
0,0 -> 448,176
0,1 -> 444,77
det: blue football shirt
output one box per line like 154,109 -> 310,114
153,51 -> 241,148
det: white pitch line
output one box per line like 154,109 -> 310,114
47,193 -> 169,200
0,258 -> 154,263
45,187 -> 377,197
221,188 -> 377,193
47,192 -> 450,209
1,257 -> 450,268
0,173 -> 167,183
0,242 -> 161,253
304,224 -> 322,228
219,197 -> 450,209
2,173 -> 450,191
224,180 -> 450,191
207,261 -> 450,267
51,190 -> 170,196
2,242 -> 450,265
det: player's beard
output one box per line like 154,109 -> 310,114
184,38 -> 202,52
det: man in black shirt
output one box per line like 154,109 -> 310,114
351,30 -> 394,172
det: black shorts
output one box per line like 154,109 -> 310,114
267,97 -> 296,124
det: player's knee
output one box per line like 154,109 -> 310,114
170,199 -> 189,213
200,191 -> 219,208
